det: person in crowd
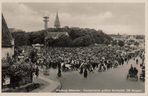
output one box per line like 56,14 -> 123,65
35,66 -> 39,78
84,69 -> 88,78
133,67 -> 138,76
79,67 -> 83,74
128,65 -> 134,77
136,59 -> 139,64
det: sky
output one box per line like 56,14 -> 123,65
2,3 -> 145,35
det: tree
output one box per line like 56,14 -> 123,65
12,31 -> 28,46
8,63 -> 35,88
68,27 -> 87,40
46,38 -> 55,46
72,35 -> 93,46
54,34 -> 72,47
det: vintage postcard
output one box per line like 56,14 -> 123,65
0,0 -> 147,96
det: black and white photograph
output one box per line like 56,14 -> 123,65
1,1 -> 146,93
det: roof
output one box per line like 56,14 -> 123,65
54,12 -> 60,28
45,32 -> 69,39
32,43 -> 44,47
2,14 -> 13,47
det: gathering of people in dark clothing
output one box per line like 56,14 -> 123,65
17,45 -> 144,79
2,44 -> 145,89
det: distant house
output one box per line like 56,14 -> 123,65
2,14 -> 14,59
45,32 -> 69,40
32,43 -> 44,50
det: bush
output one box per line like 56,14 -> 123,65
8,63 -> 35,87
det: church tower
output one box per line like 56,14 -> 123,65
54,12 -> 60,28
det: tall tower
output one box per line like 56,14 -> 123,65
43,16 -> 49,30
54,12 -> 60,28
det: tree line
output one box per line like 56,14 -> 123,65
11,26 -> 113,47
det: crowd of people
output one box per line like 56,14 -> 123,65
2,44 -> 145,88
21,45 -> 145,79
